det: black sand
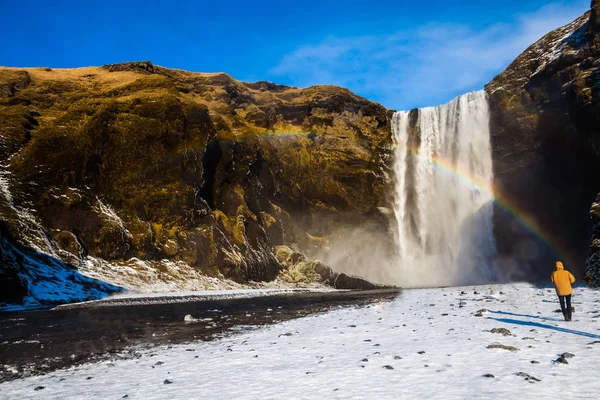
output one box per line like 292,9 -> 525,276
0,289 -> 400,381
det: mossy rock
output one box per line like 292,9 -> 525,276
0,63 -> 392,285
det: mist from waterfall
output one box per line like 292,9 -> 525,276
391,90 -> 496,287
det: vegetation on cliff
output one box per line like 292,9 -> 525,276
0,61 -> 391,304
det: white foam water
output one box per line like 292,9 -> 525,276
391,90 -> 496,287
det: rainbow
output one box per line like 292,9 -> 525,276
228,129 -> 569,262
402,146 -> 569,262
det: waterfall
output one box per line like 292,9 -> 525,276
391,90 -> 496,287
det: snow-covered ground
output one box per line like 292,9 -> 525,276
2,283 -> 600,399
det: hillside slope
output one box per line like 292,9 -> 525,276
0,62 -> 393,307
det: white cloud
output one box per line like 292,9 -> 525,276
269,2 -> 589,109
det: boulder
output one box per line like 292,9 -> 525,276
332,273 -> 380,290
490,328 -> 512,336
487,344 -> 519,352
274,245 -> 392,289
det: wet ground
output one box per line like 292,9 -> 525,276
0,289 -> 400,382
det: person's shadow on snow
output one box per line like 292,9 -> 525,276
489,310 -> 563,322
487,310 -> 600,339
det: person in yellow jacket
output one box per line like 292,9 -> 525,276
550,261 -> 576,321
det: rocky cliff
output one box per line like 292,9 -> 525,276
583,2 -> 600,288
584,194 -> 600,286
0,62 -> 393,307
2,1 -> 600,307
486,0 -> 600,280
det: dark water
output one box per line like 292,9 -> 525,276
0,289 -> 400,381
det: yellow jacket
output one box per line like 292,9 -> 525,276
550,261 -> 575,296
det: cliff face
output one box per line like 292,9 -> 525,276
582,2 -> 600,288
584,194 -> 600,286
3,2 -> 600,306
486,0 -> 600,279
0,62 -> 392,306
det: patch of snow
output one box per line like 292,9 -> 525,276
489,85 -> 505,95
0,168 -> 14,206
183,314 -> 198,323
527,15 -> 589,77
78,257 -> 243,293
76,256 -> 329,299
2,283 -> 600,399
0,164 -> 55,255
0,239 -> 123,312
94,198 -> 131,236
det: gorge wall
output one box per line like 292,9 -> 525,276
0,63 -> 393,307
486,0 -> 600,280
2,1 -> 600,307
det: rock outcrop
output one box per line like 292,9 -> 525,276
486,0 -> 600,279
584,194 -> 600,286
0,221 -> 124,307
275,245 -> 385,289
0,62 -> 392,306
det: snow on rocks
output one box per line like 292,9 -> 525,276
75,255 -> 332,300
183,315 -> 213,324
1,283 -> 600,399
183,315 -> 197,323
0,168 -> 13,206
93,198 -> 131,237
555,356 -> 569,364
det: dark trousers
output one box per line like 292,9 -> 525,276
558,294 -> 572,320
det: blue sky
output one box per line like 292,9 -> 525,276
0,0 -> 591,109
